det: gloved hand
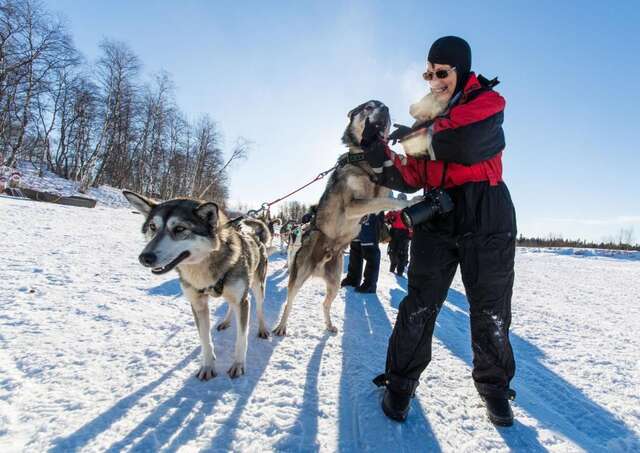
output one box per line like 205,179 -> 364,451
360,117 -> 385,148
388,124 -> 413,144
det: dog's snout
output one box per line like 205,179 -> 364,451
139,252 -> 157,267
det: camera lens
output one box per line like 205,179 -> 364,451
401,198 -> 439,228
399,189 -> 454,228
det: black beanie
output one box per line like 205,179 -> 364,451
428,36 -> 472,94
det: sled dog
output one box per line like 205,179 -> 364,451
124,192 -> 270,379
272,100 -> 417,335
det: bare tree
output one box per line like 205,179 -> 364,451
1,0 -> 241,206
617,227 -> 635,246
1,0 -> 76,166
198,136 -> 250,199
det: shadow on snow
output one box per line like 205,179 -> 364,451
391,276 -> 639,451
50,255 -> 289,453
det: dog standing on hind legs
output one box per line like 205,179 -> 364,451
272,100 -> 419,336
124,192 -> 271,379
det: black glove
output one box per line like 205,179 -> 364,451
360,117 -> 385,148
388,124 -> 413,145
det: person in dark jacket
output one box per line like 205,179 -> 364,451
362,36 -> 517,426
385,194 -> 413,278
341,212 -> 384,293
300,205 -> 317,224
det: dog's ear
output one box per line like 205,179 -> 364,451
123,191 -> 156,216
347,102 -> 367,120
195,202 -> 219,227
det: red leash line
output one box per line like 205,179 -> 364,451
261,164 -> 337,210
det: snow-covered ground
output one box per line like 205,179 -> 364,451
1,195 -> 639,452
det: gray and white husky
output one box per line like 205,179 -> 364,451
272,100 -> 417,336
123,192 -> 271,379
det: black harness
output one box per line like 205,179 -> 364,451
338,151 -> 380,184
196,271 -> 227,297
338,152 -> 366,167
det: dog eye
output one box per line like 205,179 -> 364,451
149,223 -> 157,232
174,226 -> 186,234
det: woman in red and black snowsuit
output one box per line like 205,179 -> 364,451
385,201 -> 413,277
362,36 -> 517,426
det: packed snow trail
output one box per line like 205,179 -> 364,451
1,196 -> 639,452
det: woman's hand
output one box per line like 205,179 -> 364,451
388,124 -> 413,144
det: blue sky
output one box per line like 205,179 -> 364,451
46,0 -> 640,242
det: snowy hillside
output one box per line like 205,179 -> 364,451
1,196 -> 639,452
2,162 -> 129,208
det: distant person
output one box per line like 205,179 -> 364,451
361,36 -> 517,426
300,205 -> 317,224
385,194 -> 412,278
341,212 -> 384,293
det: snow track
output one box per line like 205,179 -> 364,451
1,197 -> 639,452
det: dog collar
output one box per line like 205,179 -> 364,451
338,152 -> 366,167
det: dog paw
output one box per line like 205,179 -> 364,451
216,320 -> 231,331
258,327 -> 270,339
228,362 -> 245,378
196,365 -> 217,381
272,324 -> 287,336
326,324 -> 338,334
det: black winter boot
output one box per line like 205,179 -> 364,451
482,396 -> 514,427
373,373 -> 418,422
355,282 -> 376,293
382,388 -> 411,422
341,276 -> 359,288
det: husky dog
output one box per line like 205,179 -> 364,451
272,100 -> 417,336
123,192 -> 271,379
285,223 -> 308,270
279,220 -> 300,268
398,92 -> 448,158
267,218 -> 282,250
280,219 -> 299,248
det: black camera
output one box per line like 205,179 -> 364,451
401,188 -> 454,228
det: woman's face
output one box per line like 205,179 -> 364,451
426,62 -> 457,103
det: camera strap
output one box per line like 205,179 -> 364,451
440,162 -> 448,188
423,161 -> 448,194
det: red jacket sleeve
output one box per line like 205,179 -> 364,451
430,90 -> 506,165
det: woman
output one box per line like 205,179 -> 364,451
361,36 -> 517,426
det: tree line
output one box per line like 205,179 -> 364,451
517,228 -> 638,251
0,0 -> 247,204
275,200 -> 312,222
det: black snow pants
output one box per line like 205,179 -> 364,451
385,181 -> 517,399
388,229 -> 411,274
346,241 -> 381,287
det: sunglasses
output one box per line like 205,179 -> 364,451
422,67 -> 456,81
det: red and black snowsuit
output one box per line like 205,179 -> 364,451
366,73 -> 516,400
385,210 -> 412,276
